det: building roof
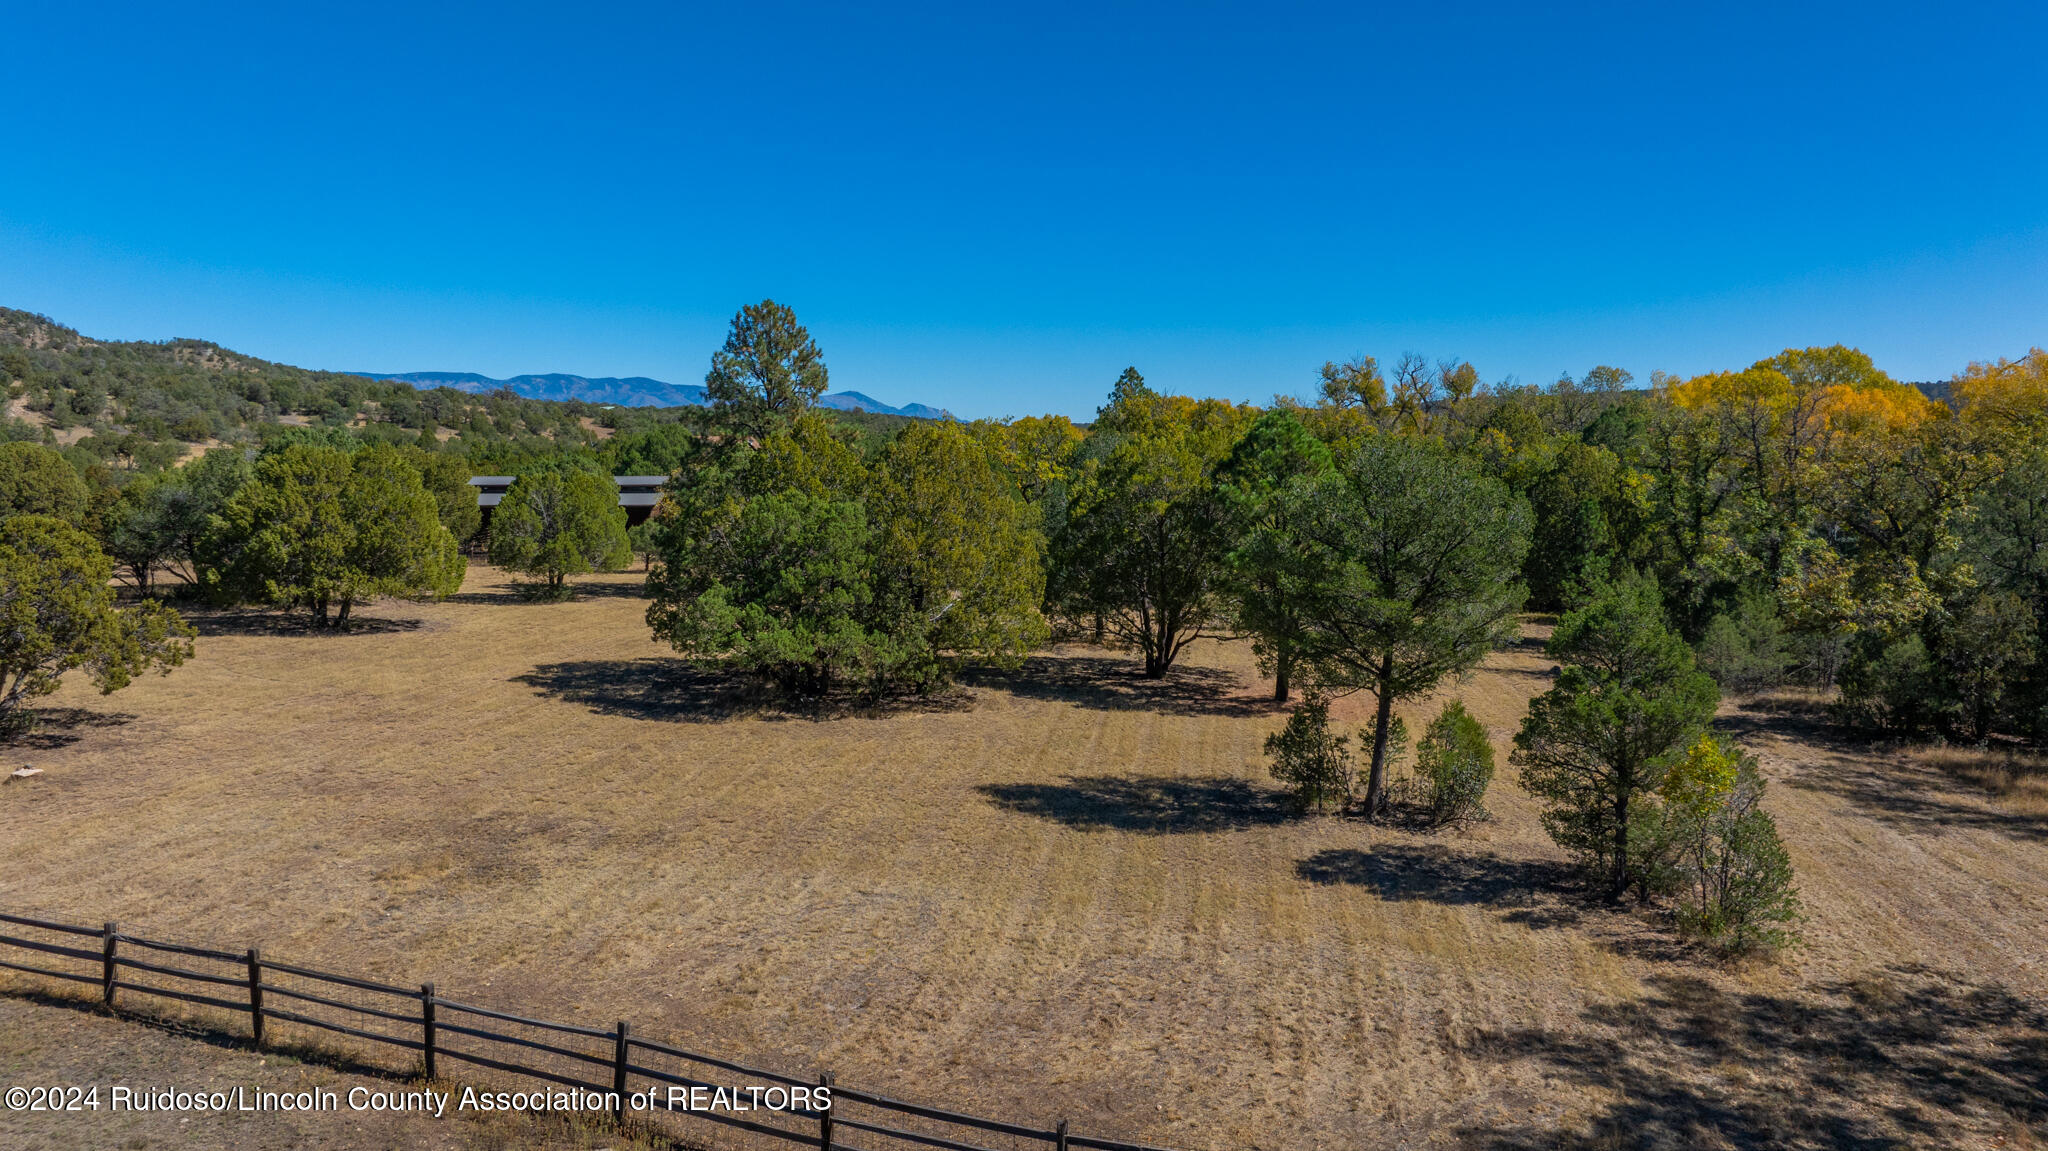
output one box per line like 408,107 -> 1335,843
467,475 -> 668,511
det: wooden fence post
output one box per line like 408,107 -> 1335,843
1057,1118 -> 1069,1151
819,1071 -> 835,1151
246,948 -> 264,1047
612,1021 -> 629,1122
420,984 -> 436,1080
101,923 -> 117,1007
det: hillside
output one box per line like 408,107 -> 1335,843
0,308 -> 636,468
0,307 -> 932,476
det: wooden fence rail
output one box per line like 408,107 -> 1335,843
0,910 -> 1178,1151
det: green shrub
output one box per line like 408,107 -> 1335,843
1661,736 -> 1802,956
1929,588 -> 2037,742
1416,700 -> 1494,826
0,516 -> 195,737
1835,633 -> 1936,734
1696,591 -> 1791,694
1266,694 -> 1354,813
0,442 -> 90,525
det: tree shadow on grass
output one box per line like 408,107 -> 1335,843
959,653 -> 1274,718
178,609 -> 426,637
978,775 -> 1296,833
451,578 -> 647,605
1719,702 -> 2048,845
515,658 -> 975,724
1455,965 -> 2048,1149
1294,843 -> 1701,957
1296,844 -> 1576,908
565,577 -> 650,600
3,707 -> 137,750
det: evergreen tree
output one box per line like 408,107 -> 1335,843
0,442 -> 90,526
1265,693 -> 1354,813
1289,435 -> 1531,816
1514,574 -> 1720,899
200,444 -> 463,626
1214,410 -> 1334,700
489,469 -> 632,598
1416,699 -> 1495,827
868,420 -> 1049,680
1056,375 -> 1250,677
702,300 -> 829,440
0,516 -> 194,736
101,470 -> 187,595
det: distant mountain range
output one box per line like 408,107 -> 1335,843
349,371 -> 952,420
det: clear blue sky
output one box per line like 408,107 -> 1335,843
4,2 -> 2045,419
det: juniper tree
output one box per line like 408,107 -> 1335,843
200,444 -> 463,625
1417,700 -> 1495,827
0,516 -> 194,736
489,469 -> 632,598
1266,693 -> 1354,813
0,442 -> 89,526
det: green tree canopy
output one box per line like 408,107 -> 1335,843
1417,699 -> 1496,827
649,486 -> 889,694
1214,409 -> 1335,699
200,444 -> 464,626
403,446 -> 484,544
0,442 -> 90,526
0,516 -> 194,735
488,469 -> 632,597
1289,435 -> 1532,815
101,470 -> 187,595
1265,692 -> 1354,814
703,300 -> 829,440
1517,440 -> 1640,610
1056,379 -> 1251,677
869,420 -> 1049,675
648,414 -> 1049,695
1513,573 -> 1721,899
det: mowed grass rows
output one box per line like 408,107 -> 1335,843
3,567 -> 2045,1150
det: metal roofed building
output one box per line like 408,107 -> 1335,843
468,475 -> 669,536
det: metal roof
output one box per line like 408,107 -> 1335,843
468,475 -> 668,511
467,475 -> 667,486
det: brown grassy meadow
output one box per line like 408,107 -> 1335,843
2,566 -> 2044,1150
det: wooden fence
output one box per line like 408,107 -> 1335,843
0,909 -> 1175,1151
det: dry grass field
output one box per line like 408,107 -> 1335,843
2,565 -> 2044,1150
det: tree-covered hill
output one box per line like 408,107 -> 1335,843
0,307 -> 654,472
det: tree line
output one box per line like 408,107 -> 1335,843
8,298 -> 2043,954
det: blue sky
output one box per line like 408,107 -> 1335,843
4,2 -> 2045,419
